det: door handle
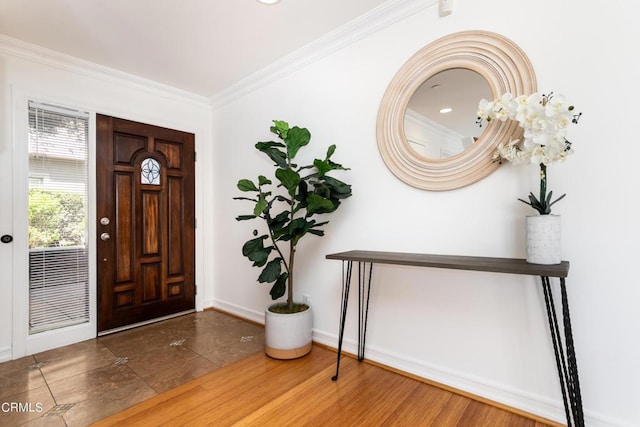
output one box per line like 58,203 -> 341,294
1,235 -> 12,243
100,233 -> 111,241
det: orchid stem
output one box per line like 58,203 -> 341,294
539,163 -> 547,210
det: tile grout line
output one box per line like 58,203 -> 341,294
101,334 -> 202,395
31,354 -> 65,422
3,312 -> 265,425
36,339 -> 121,424
96,339 -> 154,399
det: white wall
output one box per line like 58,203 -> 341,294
0,41 -> 214,359
211,0 -> 640,426
1,0 -> 637,424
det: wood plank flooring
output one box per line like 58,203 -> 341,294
93,345 -> 559,427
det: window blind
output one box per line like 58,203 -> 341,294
28,101 -> 90,334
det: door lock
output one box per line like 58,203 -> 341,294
100,217 -> 111,225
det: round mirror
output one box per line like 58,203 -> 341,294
405,68 -> 492,159
377,30 -> 537,191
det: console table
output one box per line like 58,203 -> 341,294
326,250 -> 584,427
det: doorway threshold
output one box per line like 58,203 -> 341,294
97,309 -> 196,336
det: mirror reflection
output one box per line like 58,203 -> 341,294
404,68 -> 492,158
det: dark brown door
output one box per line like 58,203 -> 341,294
96,115 -> 195,332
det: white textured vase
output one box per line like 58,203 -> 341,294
526,214 -> 561,264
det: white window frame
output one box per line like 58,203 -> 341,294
11,87 -> 97,358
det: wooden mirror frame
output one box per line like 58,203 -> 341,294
377,30 -> 537,191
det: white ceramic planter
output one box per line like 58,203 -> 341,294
264,303 -> 313,359
526,214 -> 561,264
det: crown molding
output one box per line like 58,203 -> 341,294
0,0 -> 437,110
210,0 -> 437,108
0,34 -> 211,109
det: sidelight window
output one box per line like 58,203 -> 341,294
28,101 -> 90,334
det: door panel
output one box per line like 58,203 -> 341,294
97,114 -> 195,332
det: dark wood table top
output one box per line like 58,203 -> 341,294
326,250 -> 569,278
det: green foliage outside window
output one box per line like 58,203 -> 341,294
29,189 -> 86,248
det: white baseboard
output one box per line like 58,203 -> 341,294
208,300 -> 626,427
312,330 -> 630,427
0,346 -> 12,363
312,329 -> 565,423
210,299 -> 264,325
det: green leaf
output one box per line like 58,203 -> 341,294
268,211 -> 290,238
311,176 -> 352,204
296,179 -> 308,204
275,168 -> 300,197
306,193 -> 336,215
321,176 -> 352,196
255,141 -> 287,168
237,179 -> 258,192
253,195 -> 268,217
284,126 -> 310,159
271,120 -> 289,139
519,192 -> 547,215
235,215 -> 256,221
277,233 -> 293,242
326,144 -> 336,159
287,218 -> 317,245
549,193 -> 566,207
258,258 -> 282,283
312,145 -> 349,177
313,158 -> 332,178
241,236 -> 272,267
545,190 -> 553,205
258,175 -> 272,186
268,210 -> 290,227
269,273 -> 288,300
517,198 -> 531,207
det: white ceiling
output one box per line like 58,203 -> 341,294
0,0 -> 391,98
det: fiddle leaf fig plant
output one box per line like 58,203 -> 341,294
234,120 -> 352,313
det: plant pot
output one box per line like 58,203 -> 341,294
526,214 -> 561,264
264,303 -> 313,359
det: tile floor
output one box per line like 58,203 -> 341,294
0,310 -> 265,426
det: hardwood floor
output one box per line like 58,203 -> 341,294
94,345 -> 559,427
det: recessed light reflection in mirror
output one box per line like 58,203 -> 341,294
404,68 -> 492,159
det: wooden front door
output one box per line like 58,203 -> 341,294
97,115 -> 195,332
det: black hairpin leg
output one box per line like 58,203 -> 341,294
332,260 -> 353,380
357,262 -> 373,361
332,261 -> 374,380
541,276 -> 584,427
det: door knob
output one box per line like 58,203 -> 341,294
1,235 -> 12,243
100,233 -> 111,241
